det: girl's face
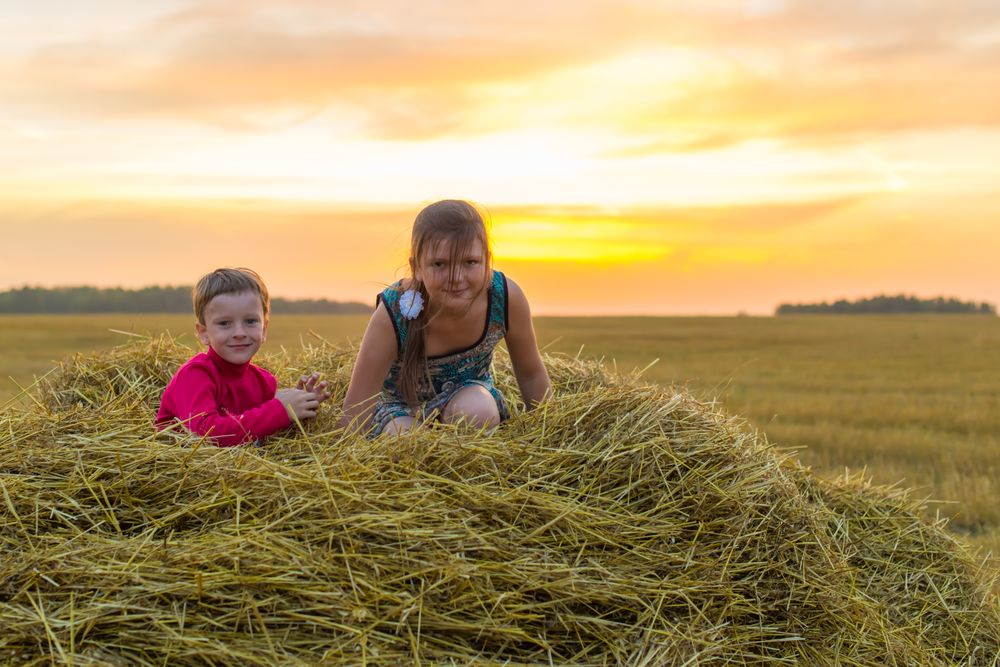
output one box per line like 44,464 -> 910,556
414,237 -> 488,310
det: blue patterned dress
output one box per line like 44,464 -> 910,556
370,270 -> 510,435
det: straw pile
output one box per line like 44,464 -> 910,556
1,336 -> 998,666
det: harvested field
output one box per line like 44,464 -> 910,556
1,337 -> 998,665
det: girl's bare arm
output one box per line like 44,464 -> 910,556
340,302 -> 397,430
504,277 -> 552,409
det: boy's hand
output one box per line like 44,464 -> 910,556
276,388 -> 320,421
297,372 -> 332,404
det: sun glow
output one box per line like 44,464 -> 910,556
491,216 -> 670,263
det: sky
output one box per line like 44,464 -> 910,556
1,0 -> 998,315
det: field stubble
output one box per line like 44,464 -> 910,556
1,313 -> 998,560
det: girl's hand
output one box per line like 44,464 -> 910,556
276,388 -> 320,420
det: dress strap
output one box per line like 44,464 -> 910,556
376,284 -> 406,353
490,270 -> 509,334
379,272 -> 506,354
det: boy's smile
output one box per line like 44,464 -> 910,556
196,291 -> 268,365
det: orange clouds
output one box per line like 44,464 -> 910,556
4,2 -> 658,136
5,1 -> 999,144
621,51 -> 1000,152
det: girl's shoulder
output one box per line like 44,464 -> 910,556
375,280 -> 412,352
499,273 -> 526,301
379,278 -> 416,298
377,279 -> 408,307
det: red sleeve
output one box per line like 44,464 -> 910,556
257,366 -> 279,399
167,364 -> 291,447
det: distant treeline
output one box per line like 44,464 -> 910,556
776,294 -> 996,315
0,286 -> 370,314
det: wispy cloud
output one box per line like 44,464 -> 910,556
2,1 -> 661,136
493,197 -> 860,236
617,44 -> 1000,153
5,0 -> 998,144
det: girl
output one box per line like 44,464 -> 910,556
341,200 -> 552,435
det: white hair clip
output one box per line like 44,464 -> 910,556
399,289 -> 424,320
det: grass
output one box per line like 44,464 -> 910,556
1,313 -> 998,559
2,336 -> 998,664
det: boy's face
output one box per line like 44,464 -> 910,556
196,291 -> 267,365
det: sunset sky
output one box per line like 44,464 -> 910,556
2,0 -> 998,314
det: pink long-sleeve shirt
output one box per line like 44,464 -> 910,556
156,347 -> 291,447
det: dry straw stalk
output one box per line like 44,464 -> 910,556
1,336 -> 998,665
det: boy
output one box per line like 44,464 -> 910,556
156,267 -> 330,446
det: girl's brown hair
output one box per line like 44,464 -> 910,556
398,200 -> 492,407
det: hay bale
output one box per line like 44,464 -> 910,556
1,336 -> 998,666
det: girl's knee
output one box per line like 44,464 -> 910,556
443,385 -> 500,428
383,415 -> 417,435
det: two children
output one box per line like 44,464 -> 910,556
159,200 -> 550,445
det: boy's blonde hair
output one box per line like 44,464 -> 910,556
193,268 -> 270,324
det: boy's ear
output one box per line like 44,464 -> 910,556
195,321 -> 209,346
